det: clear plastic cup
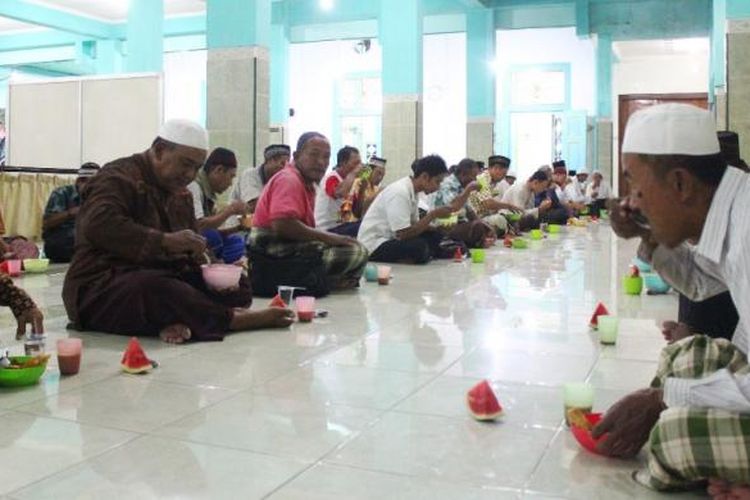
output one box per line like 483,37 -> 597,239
295,296 -> 316,323
598,315 -> 619,345
563,382 -> 595,425
377,265 -> 391,285
278,286 -> 295,305
57,338 -> 82,376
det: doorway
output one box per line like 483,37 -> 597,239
617,93 -> 708,197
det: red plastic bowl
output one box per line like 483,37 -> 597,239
570,412 -> 606,454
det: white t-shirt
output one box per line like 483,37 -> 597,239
233,166 -> 265,205
187,182 -> 206,219
501,182 -> 539,217
314,170 -> 344,230
564,180 -> 586,204
358,176 -> 419,253
586,181 -> 612,200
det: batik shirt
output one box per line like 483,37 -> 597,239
43,184 -> 80,241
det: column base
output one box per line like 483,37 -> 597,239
466,118 -> 495,163
207,46 -> 270,168
382,94 -> 423,181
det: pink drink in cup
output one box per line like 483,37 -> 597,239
377,265 -> 391,285
6,259 -> 21,277
295,296 -> 316,323
57,338 -> 82,376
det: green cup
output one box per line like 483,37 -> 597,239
548,224 -> 561,234
530,229 -> 543,240
469,248 -> 486,263
563,382 -> 595,425
598,315 -> 619,345
623,276 -> 643,295
512,238 -> 528,249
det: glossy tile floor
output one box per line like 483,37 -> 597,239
0,223 -> 710,499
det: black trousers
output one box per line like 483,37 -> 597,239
369,231 -> 444,264
328,221 -> 361,238
678,292 -> 738,341
44,233 -> 75,263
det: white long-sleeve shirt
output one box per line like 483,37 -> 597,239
650,167 -> 750,412
585,181 -> 612,200
501,182 -> 538,218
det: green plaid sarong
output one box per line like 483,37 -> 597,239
248,227 -> 369,289
639,335 -> 750,490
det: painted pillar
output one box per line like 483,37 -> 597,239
466,8 -> 496,163
712,0 -> 728,129
270,21 -> 290,144
727,16 -> 750,161
595,34 -> 614,185
380,0 -> 423,180
126,0 -> 163,73
206,0 -> 271,168
95,39 -> 123,74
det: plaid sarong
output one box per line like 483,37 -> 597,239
638,335 -> 750,490
248,227 -> 368,289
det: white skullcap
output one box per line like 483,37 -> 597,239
622,103 -> 720,156
158,119 -> 209,151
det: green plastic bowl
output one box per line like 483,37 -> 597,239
548,224 -> 561,234
23,258 -> 49,273
0,356 -> 48,387
530,229 -> 543,240
469,248 -> 486,263
599,210 -> 609,219
508,213 -> 522,222
512,238 -> 528,249
623,276 -> 643,295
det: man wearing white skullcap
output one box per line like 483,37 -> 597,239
63,119 -> 294,345
596,103 -> 750,496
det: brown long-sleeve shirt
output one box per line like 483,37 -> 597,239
62,152 -> 197,325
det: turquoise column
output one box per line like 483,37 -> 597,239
126,0 -> 163,73
206,0 -> 272,167
595,34 -> 613,184
380,0 -> 423,180
711,0 -> 727,127
466,8 -> 496,161
270,22 -> 289,127
95,39 -> 122,74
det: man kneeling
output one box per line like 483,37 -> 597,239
62,120 -> 294,344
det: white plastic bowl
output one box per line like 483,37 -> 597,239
201,264 -> 242,290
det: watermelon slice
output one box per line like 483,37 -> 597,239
589,302 -> 610,330
453,248 -> 464,262
503,236 -> 513,248
269,294 -> 288,309
467,380 -> 503,421
121,337 -> 153,374
629,265 -> 640,278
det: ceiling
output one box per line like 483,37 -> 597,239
26,0 -> 206,22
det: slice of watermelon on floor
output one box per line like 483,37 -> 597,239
269,294 -> 288,309
467,380 -> 503,421
589,302 -> 610,330
121,337 -> 154,374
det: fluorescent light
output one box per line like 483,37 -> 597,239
319,0 -> 334,11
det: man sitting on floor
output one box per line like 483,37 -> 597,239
593,104 -> 750,498
42,162 -> 100,263
248,132 -> 368,295
585,171 -> 612,216
501,170 -> 553,231
551,163 -> 586,216
315,145 -> 364,237
358,155 -> 456,264
349,155 -> 387,221
62,120 -> 293,344
433,158 -> 494,248
468,155 -> 522,237
187,147 -> 248,232
232,144 -> 290,214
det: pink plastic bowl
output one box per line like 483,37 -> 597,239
570,412 -> 607,454
201,264 -> 242,290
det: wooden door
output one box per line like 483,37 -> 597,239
617,93 -> 708,197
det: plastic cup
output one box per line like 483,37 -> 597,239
598,315 -> 619,345
377,265 -> 391,285
6,259 -> 21,277
530,229 -> 543,240
364,263 -> 378,282
57,338 -> 82,376
623,276 -> 643,295
295,296 -> 316,322
469,248 -> 485,263
548,224 -> 561,234
563,382 -> 595,425
278,286 -> 295,305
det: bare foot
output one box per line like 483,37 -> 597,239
708,478 -> 750,500
159,324 -> 192,344
230,307 -> 295,331
661,320 -> 692,344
